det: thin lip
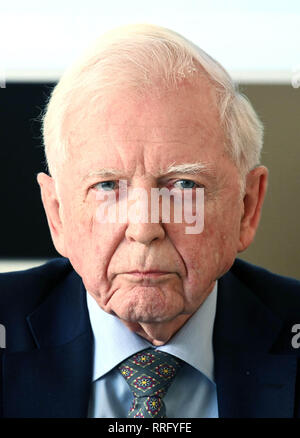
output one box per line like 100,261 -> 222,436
124,270 -> 172,274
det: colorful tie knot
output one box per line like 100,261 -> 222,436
118,348 -> 183,418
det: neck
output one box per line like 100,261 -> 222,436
120,313 -> 193,346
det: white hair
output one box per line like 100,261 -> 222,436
42,23 -> 263,188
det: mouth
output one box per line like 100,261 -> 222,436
125,270 -> 172,277
120,270 -> 176,283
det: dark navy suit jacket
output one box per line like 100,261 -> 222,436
0,257 -> 300,418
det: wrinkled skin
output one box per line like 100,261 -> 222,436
38,79 -> 268,345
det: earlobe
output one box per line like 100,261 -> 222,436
37,172 -> 66,256
237,166 -> 268,253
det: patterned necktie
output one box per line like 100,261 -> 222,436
117,348 -> 183,418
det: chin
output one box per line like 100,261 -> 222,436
114,308 -> 164,323
108,285 -> 185,323
113,302 -> 182,324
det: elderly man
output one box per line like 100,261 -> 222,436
0,24 -> 300,419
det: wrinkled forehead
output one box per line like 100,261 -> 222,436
63,76 -> 225,165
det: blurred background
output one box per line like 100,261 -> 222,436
0,0 -> 299,278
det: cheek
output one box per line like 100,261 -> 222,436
169,203 -> 241,282
63,202 -> 127,293
62,201 -> 92,251
63,195 -> 114,249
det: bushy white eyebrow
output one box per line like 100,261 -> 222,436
84,162 -> 216,180
163,162 -> 215,175
84,168 -> 123,179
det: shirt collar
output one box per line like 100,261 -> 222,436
86,281 -> 217,384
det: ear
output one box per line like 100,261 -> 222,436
37,172 -> 66,256
237,166 -> 268,253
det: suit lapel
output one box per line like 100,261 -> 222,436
3,269 -> 94,418
214,269 -> 298,418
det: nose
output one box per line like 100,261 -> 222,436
124,185 -> 166,245
125,221 -> 165,245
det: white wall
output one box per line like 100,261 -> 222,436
0,260 -> 49,273
1,0 -> 300,83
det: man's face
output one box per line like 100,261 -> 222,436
44,79 -> 245,328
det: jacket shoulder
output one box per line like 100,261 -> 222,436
231,258 -> 300,317
0,258 -> 73,323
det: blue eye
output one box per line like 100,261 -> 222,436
173,179 -> 197,189
94,181 -> 118,191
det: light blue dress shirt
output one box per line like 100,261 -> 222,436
86,282 -> 219,418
